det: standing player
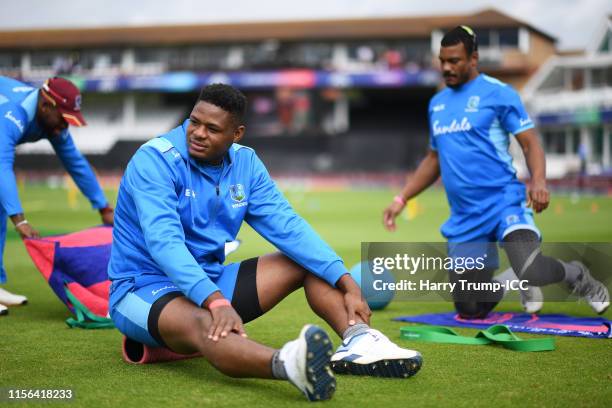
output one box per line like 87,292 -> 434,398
0,76 -> 114,316
108,84 -> 422,402
383,26 -> 609,317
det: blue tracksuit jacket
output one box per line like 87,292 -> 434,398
0,76 -> 107,282
108,119 -> 347,307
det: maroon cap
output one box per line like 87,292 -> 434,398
41,77 -> 87,127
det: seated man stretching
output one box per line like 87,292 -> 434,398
108,84 -> 422,402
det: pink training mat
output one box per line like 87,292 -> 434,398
122,336 -> 202,364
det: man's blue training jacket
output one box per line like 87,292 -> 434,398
0,76 -> 107,216
0,76 -> 108,283
108,119 -> 348,307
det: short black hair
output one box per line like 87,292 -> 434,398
197,83 -> 247,125
441,26 -> 478,55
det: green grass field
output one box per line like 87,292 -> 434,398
1,185 -> 611,407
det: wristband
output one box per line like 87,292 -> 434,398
393,195 -> 407,206
14,219 -> 29,229
208,299 -> 231,310
99,206 -> 114,214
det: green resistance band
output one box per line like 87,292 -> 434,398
400,325 -> 555,352
64,287 -> 115,329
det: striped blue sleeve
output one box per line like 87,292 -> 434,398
245,152 -> 347,287
126,147 -> 219,306
428,100 -> 438,151
0,105 -> 26,216
50,131 -> 108,209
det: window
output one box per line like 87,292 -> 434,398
0,52 -> 20,70
591,66 -> 612,87
471,28 -> 520,49
570,69 -> 585,90
593,126 -> 604,161
572,128 -> 581,153
347,41 -> 386,62
30,51 -> 84,75
191,46 -> 231,70
284,43 -> 334,69
345,40 -> 431,70
135,47 -> 180,64
498,28 -> 519,48
474,29 -> 491,47
31,51 -> 68,68
243,40 -> 280,69
79,49 -> 122,71
389,39 -> 431,67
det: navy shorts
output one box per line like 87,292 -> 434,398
110,257 -> 261,347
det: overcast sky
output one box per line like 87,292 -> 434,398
0,0 -> 609,50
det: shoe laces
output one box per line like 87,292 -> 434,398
571,271 -> 606,301
584,282 -> 608,303
368,329 -> 396,347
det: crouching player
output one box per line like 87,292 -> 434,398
383,26 -> 609,318
108,84 -> 422,402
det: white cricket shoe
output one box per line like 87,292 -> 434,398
330,329 -> 422,378
520,285 -> 544,314
0,303 -> 7,316
280,325 -> 336,402
0,287 -> 28,306
495,268 -> 544,313
569,261 -> 610,315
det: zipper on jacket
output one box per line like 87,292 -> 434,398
208,157 -> 230,226
211,184 -> 221,225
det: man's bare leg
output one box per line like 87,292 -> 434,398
155,263 -> 337,401
158,297 -> 274,378
254,253 -> 367,337
252,253 -> 422,378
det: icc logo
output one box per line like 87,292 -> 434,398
230,184 -> 246,202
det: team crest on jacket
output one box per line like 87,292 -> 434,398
465,95 -> 480,112
230,184 -> 246,202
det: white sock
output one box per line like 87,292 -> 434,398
342,323 -> 369,340
271,349 -> 288,380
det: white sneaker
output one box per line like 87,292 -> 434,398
495,268 -> 543,313
280,325 -> 336,402
330,329 -> 422,378
568,261 -> 610,315
520,285 -> 544,314
0,287 -> 28,306
0,303 -> 7,316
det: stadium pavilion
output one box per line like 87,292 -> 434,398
0,8 -> 560,174
523,15 -> 612,177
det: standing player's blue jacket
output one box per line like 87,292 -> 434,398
428,74 -> 535,237
108,120 -> 348,307
0,76 -> 108,283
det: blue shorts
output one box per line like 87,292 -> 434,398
444,201 -> 540,270
109,257 -> 261,347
